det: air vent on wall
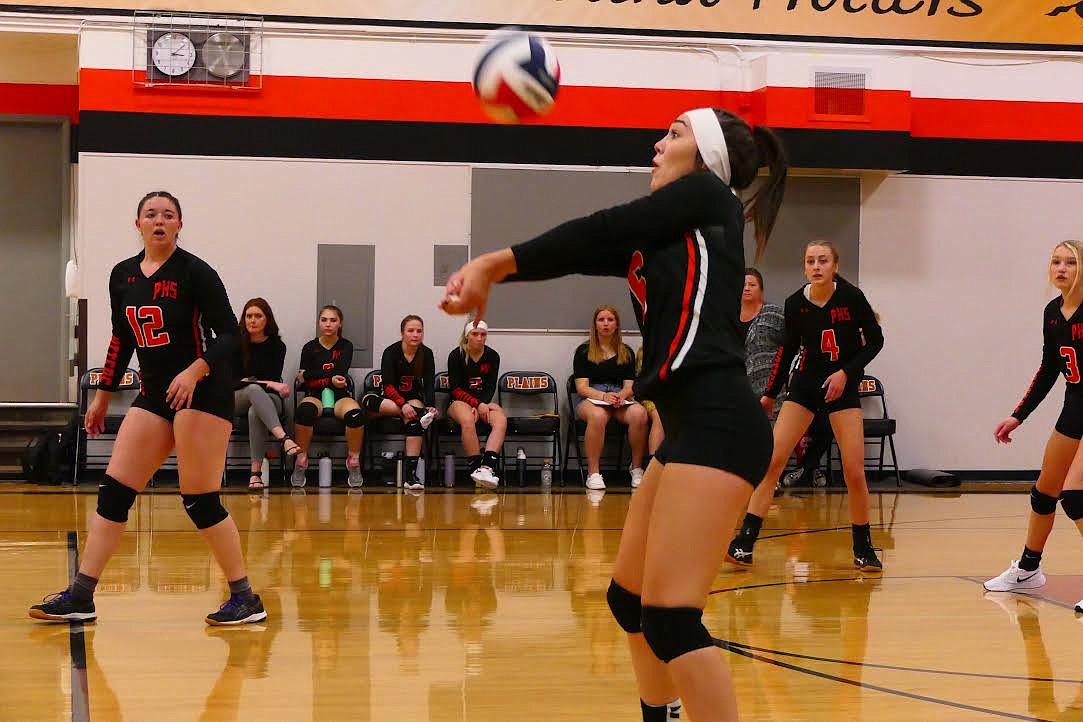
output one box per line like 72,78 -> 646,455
813,70 -> 867,118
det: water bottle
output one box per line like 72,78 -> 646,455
444,453 -> 455,487
261,457 -> 270,488
395,453 -> 403,487
516,447 -> 526,487
540,459 -> 553,488
318,455 -> 332,488
321,387 -> 335,409
416,457 -> 426,484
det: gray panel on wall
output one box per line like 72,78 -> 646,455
472,170 -> 861,329
317,244 -> 375,367
745,177 -> 861,305
0,121 -> 65,401
471,168 -> 648,330
434,245 -> 468,287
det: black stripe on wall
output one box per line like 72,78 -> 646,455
78,111 -> 1083,179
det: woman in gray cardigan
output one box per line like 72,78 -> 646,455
741,268 -> 784,398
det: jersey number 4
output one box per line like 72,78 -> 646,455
821,329 -> 840,362
126,306 -> 171,348
1061,346 -> 1081,384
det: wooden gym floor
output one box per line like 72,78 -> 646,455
2,483 -> 1082,721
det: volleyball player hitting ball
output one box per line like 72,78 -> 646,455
727,241 -> 885,572
985,241 -> 1083,595
29,191 -> 266,626
442,108 -> 787,722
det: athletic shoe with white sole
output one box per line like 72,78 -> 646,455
29,590 -> 96,622
205,593 -> 267,626
290,462 -> 307,488
585,472 -> 606,490
346,456 -> 364,488
983,560 -> 1046,592
630,467 -> 645,488
470,465 -> 499,489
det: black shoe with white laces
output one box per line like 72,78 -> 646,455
725,538 -> 754,567
854,547 -> 883,572
205,593 -> 267,626
29,590 -> 96,622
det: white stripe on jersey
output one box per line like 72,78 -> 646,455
671,229 -> 709,372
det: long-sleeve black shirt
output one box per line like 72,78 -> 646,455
510,171 -> 746,399
764,277 -> 884,399
298,337 -> 353,393
447,346 -> 500,407
1013,297 -> 1083,422
234,336 -> 286,388
380,342 -> 435,407
101,247 -> 237,392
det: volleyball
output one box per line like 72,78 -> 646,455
472,30 -> 560,123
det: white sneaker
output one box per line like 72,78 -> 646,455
419,410 -> 436,430
983,560 -> 1046,592
629,467 -> 645,488
470,465 -> 499,489
585,473 -> 605,490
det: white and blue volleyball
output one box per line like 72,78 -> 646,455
472,30 -> 561,123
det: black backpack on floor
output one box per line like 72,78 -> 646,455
22,416 -> 79,485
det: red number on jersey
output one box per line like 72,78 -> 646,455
821,329 -> 840,362
125,306 -> 171,348
1061,346 -> 1081,384
469,377 -> 483,391
399,376 -> 414,392
627,250 -> 647,321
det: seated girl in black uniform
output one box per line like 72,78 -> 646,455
728,240 -> 884,572
446,320 -> 506,489
366,315 -> 438,491
234,297 -> 297,490
573,305 -> 648,491
291,305 -> 366,488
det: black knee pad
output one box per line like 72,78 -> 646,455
1031,485 -> 1059,515
1061,490 -> 1083,521
344,408 -> 365,429
295,400 -> 320,426
96,474 -> 137,523
641,605 -> 714,663
182,492 -> 229,530
606,580 -> 642,633
404,419 -> 424,437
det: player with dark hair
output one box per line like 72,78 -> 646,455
727,240 -> 885,572
441,107 -> 788,722
30,190 -> 266,626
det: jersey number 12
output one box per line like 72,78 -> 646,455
821,329 -> 840,362
126,306 -> 171,348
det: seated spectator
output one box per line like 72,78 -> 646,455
364,315 -> 438,492
741,268 -> 785,399
291,305 -> 365,488
233,298 -> 296,490
446,320 -> 507,489
573,305 -> 647,491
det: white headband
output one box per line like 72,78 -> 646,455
465,319 -> 488,334
685,108 -> 731,186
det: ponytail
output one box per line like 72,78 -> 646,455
744,126 -> 788,263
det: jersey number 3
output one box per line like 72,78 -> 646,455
821,329 -> 840,362
126,306 -> 171,348
1061,346 -> 1081,384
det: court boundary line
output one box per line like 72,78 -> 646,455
66,530 -> 90,722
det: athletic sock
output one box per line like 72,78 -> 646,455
70,572 -> 98,603
1019,546 -> 1043,572
482,450 -> 500,468
852,523 -> 872,553
738,513 -> 764,542
228,576 -> 254,601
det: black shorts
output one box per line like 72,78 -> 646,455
132,375 -> 234,424
783,371 -> 861,414
1056,392 -> 1083,440
652,367 -> 773,486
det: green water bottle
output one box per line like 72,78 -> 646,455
321,387 -> 335,408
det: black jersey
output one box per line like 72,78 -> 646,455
298,337 -> 353,393
573,343 -> 636,386
380,342 -> 435,407
1012,298 -> 1083,422
446,346 -> 500,407
234,336 -> 286,386
763,277 -> 884,399
511,171 -> 745,400
100,247 -> 237,393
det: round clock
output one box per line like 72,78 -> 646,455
203,32 -> 246,79
151,32 -> 196,77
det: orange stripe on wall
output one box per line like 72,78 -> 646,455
0,82 -> 78,122
762,87 -> 912,132
912,98 -> 1083,142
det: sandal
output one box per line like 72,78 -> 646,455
282,437 -> 302,458
248,474 -> 265,490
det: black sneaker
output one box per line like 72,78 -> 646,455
854,547 -> 883,572
205,593 -> 267,626
403,475 -> 425,491
725,538 -> 754,567
29,590 -> 96,622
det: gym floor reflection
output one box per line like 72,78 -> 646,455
4,485 -> 1083,721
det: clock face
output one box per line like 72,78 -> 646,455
203,32 -> 246,79
151,33 -> 197,77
